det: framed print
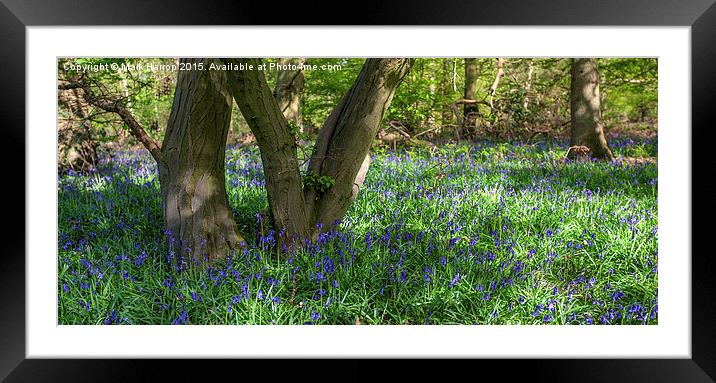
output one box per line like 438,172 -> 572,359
3,0 -> 716,381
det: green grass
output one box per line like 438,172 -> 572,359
58,139 -> 658,325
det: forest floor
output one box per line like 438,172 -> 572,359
57,137 -> 658,325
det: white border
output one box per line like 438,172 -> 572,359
27,26 -> 690,358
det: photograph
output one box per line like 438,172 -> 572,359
56,56 -> 659,326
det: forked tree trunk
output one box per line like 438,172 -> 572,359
273,58 -> 306,131
569,58 -> 614,160
158,58 -> 243,264
225,58 -> 414,245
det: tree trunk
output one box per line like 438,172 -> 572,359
273,58 -> 306,132
489,58 -> 506,108
569,58 -> 614,160
57,88 -> 98,172
462,58 -> 480,137
225,58 -> 414,245
523,60 -> 534,110
224,58 -> 311,245
305,58 -> 414,232
437,59 -> 452,132
463,58 -> 479,116
159,58 -> 243,265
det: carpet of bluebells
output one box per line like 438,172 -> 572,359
58,137 -> 658,325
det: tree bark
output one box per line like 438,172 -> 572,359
159,58 -> 243,264
225,58 -> 413,244
57,88 -> 98,172
305,58 -> 414,231
523,60 -> 534,110
224,58 -> 311,244
489,58 -> 506,108
569,58 -> 614,160
463,58 -> 479,117
273,58 -> 306,131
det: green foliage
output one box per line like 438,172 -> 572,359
303,170 -> 336,194
59,57 -> 658,153
600,58 -> 658,123
287,120 -> 301,138
301,58 -> 364,129
58,57 -> 177,148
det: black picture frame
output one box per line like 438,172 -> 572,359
2,0 -> 714,381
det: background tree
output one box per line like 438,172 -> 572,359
462,58 -> 480,137
57,87 -> 98,172
569,58 -> 615,160
273,58 -> 306,132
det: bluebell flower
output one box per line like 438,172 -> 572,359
449,272 -> 461,288
172,310 -> 188,325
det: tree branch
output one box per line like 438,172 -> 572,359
58,80 -> 162,162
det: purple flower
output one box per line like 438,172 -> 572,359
611,290 -> 625,301
311,311 -> 321,321
423,266 -> 433,283
448,272 -> 461,288
172,310 -> 188,325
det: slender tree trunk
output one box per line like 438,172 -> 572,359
224,58 -> 311,245
437,59 -> 451,132
489,58 -> 506,108
273,58 -> 306,132
523,60 -> 534,110
569,58 -> 614,160
159,58 -> 243,264
305,58 -> 414,232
